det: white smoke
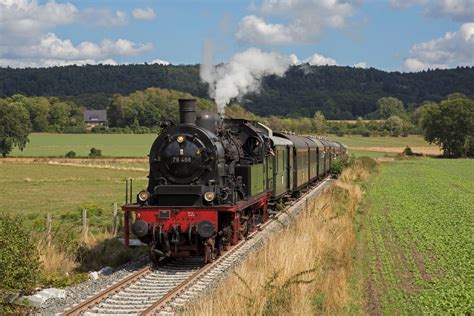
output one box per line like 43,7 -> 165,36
200,45 -> 290,114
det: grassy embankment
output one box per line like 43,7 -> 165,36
352,158 -> 473,314
187,158 -> 378,315
0,162 -> 149,290
8,133 -> 439,158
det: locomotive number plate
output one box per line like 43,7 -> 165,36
171,156 -> 192,163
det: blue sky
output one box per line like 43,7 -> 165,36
0,0 -> 472,71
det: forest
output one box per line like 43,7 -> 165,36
0,64 -> 472,119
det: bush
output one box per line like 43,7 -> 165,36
331,160 -> 348,177
0,215 -> 40,293
464,136 -> 474,157
357,157 -> 379,172
402,146 -> 414,156
88,147 -> 102,157
65,151 -> 76,158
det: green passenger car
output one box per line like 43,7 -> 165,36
270,136 -> 293,199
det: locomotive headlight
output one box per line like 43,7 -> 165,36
138,190 -> 150,203
176,135 -> 185,143
204,191 -> 215,202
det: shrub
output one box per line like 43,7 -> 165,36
65,151 -> 76,158
464,136 -> 474,157
88,147 -> 102,157
402,146 -> 414,156
91,125 -> 108,133
357,157 -> 378,172
331,160 -> 348,177
0,215 -> 40,293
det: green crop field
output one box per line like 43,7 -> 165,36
359,158 -> 473,314
9,133 -> 437,158
0,162 -> 148,232
10,133 -> 158,157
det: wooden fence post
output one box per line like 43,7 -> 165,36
112,202 -> 118,237
82,209 -> 88,242
46,212 -> 52,247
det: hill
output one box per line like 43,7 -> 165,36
1,64 -> 472,119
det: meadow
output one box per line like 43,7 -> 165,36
0,162 -> 148,233
8,133 -> 439,157
10,133 -> 157,157
356,158 -> 473,314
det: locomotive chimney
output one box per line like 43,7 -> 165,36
179,98 -> 196,125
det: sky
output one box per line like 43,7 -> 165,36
0,0 -> 473,72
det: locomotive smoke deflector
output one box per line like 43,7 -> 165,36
179,98 -> 196,125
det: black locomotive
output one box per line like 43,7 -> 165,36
123,99 -> 347,264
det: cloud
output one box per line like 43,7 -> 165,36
354,61 -> 367,68
304,53 -> 337,66
430,0 -> 474,21
81,8 -> 128,27
0,0 -> 77,43
389,0 -> 427,8
0,32 -> 152,67
235,0 -> 358,45
289,54 -> 300,65
200,47 -> 291,113
0,1 -> 154,67
132,7 -> 156,20
151,58 -> 170,65
99,58 -> 118,65
404,23 -> 474,71
389,0 -> 473,22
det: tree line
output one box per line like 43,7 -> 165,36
1,64 -> 472,119
0,88 -> 472,157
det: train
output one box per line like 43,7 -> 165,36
122,99 -> 348,265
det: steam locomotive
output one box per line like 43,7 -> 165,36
122,99 -> 347,264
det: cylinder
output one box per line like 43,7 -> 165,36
179,98 -> 196,125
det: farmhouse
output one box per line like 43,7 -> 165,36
84,109 -> 107,128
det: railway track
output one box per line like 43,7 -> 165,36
61,178 -> 332,316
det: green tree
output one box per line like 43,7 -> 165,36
411,101 -> 437,128
312,111 -> 327,134
384,115 -> 404,136
421,95 -> 474,157
0,102 -> 32,157
24,97 -> 50,132
376,97 -> 405,119
48,101 -> 71,131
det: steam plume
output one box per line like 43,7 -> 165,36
200,45 -> 290,114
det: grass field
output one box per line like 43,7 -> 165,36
10,133 -> 157,157
8,133 -> 439,157
356,158 -> 473,314
329,135 -> 435,148
0,162 -> 148,232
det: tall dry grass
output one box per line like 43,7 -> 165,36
186,159 -> 375,315
37,242 -> 78,277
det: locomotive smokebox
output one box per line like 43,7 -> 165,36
179,98 -> 196,125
